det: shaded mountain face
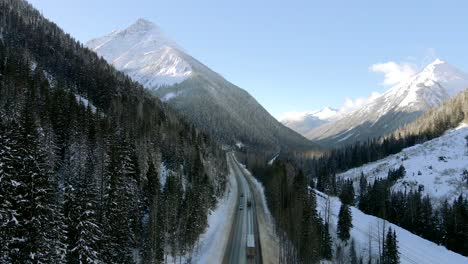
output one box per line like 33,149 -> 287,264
306,59 -> 468,147
280,107 -> 338,135
87,19 -> 315,151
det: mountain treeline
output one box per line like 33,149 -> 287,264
0,0 -> 227,263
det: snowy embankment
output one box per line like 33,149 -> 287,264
315,191 -> 468,264
236,157 -> 280,264
189,155 -> 238,263
339,123 -> 468,204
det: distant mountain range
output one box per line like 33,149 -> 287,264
282,59 -> 468,147
280,107 -> 338,135
87,19 -> 315,152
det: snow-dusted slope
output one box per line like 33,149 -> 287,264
315,191 -> 468,264
307,60 -> 468,146
87,19 -> 315,151
87,19 -> 192,88
280,107 -> 339,134
338,123 -> 468,205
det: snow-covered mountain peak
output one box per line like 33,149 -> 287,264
87,19 -> 192,88
129,18 -> 156,32
306,60 -> 468,145
384,59 -> 468,109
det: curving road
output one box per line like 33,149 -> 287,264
223,153 -> 262,264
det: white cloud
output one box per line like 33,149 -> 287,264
278,111 -> 310,122
370,61 -> 418,86
339,91 -> 381,113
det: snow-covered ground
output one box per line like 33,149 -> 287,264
315,191 -> 468,264
339,123 -> 468,205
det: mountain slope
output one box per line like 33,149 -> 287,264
0,1 -> 227,262
339,123 -> 468,205
306,59 -> 468,147
280,107 -> 338,134
87,19 -> 315,152
315,191 -> 468,264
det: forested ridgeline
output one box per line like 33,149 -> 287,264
0,0 -> 227,263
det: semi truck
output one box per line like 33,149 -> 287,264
247,234 -> 255,257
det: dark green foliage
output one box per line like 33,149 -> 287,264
320,223 -> 333,260
382,228 -> 399,264
358,175 -> 468,256
245,157 -> 327,263
337,203 -> 353,241
0,0 -> 228,262
387,165 -> 406,182
339,179 -> 355,205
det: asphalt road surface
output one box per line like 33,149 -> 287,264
223,153 -> 262,264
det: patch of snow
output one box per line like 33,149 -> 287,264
315,190 -> 468,264
30,62 -> 37,72
268,152 -> 279,166
339,123 -> 468,205
337,132 -> 354,142
161,91 -> 182,102
159,162 -> 171,188
235,142 -> 244,149
43,70 -> 56,87
11,180 -> 21,187
75,94 -> 97,113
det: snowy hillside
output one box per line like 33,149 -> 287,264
280,107 -> 339,134
315,191 -> 468,264
338,123 -> 468,205
307,60 -> 468,146
88,19 -> 315,151
87,19 -> 192,88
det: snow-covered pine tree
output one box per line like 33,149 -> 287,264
5,98 -> 67,263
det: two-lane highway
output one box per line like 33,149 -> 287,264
224,153 -> 262,264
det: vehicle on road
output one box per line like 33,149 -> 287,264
239,204 -> 243,210
247,200 -> 252,208
247,234 -> 255,257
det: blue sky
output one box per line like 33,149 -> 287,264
28,0 -> 468,119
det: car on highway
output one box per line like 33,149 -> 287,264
239,204 -> 243,210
